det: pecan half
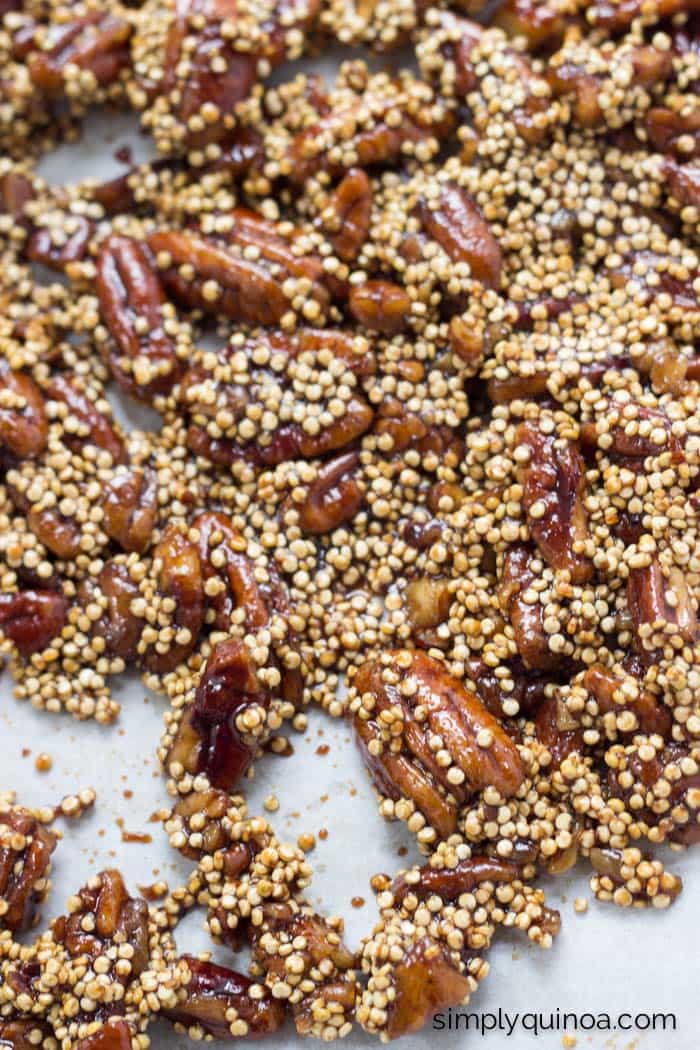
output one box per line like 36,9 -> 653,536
164,956 -> 285,1039
418,184 -> 502,290
295,452 -> 364,534
0,1022 -> 54,1050
26,214 -> 94,272
0,589 -> 68,655
25,12 -> 131,96
0,361 -> 47,459
82,561 -> 143,662
515,421 -> 592,583
47,375 -> 125,464
101,467 -> 158,552
0,807 -> 56,932
385,937 -> 471,1039
145,524 -> 204,672
96,234 -> 182,401
627,559 -> 699,652
391,855 -> 521,905
583,663 -> 672,738
499,545 -> 560,671
324,169 -> 372,262
534,695 -> 584,767
348,279 -> 411,334
352,650 -> 525,839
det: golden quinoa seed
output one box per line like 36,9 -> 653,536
1,0 -> 699,1043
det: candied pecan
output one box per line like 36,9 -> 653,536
164,955 -> 285,1039
610,743 -> 700,845
47,374 -> 125,464
26,13 -> 132,95
26,505 -> 82,560
466,656 -> 550,718
589,846 -> 682,907
0,589 -> 68,655
607,251 -> 699,310
627,559 -> 699,651
534,694 -> 584,767
588,0 -> 695,31
101,467 -> 158,552
82,561 -> 143,662
404,576 -> 451,648
0,807 -> 56,932
515,421 -> 592,583
645,106 -> 700,158
287,77 -> 455,183
168,788 -> 243,859
53,869 -> 149,977
145,524 -> 204,672
74,1022 -> 135,1050
499,546 -> 560,671
295,452 -> 364,534
188,637 -> 271,790
492,0 -> 566,47
384,936 -> 471,1039
96,234 -> 183,401
583,664 -> 672,737
323,169 -> 372,262
0,361 -> 47,459
664,158 -> 700,209
0,171 -> 34,223
391,855 -> 521,905
348,279 -> 411,334
0,1021 -> 54,1049
417,184 -> 502,290
26,215 -> 94,272
352,650 -> 525,839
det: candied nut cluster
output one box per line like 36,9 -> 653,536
1,0 -> 700,1042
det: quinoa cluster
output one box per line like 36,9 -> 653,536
0,0 -> 699,1044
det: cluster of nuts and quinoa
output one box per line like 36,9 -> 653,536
0,0 -> 699,1043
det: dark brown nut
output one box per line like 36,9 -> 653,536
627,559 -> 699,651
582,403 -> 683,463
374,402 -> 463,459
52,869 -> 149,978
404,577 -> 451,647
0,589 -> 69,655
448,315 -> 485,369
0,807 -> 56,932
384,936 -> 471,1039
193,510 -> 278,630
164,955 -> 286,1039
348,279 -> 411,334
84,561 -> 143,662
0,361 -> 47,458
23,504 -> 81,560
74,1021 -> 135,1050
418,184 -> 502,290
324,169 -> 372,262
295,452 -> 364,534
26,13 -> 132,95
466,656 -> 550,718
287,80 -> 455,183
664,158 -> 700,209
608,743 -> 700,845
587,0 -> 695,31
515,421 -> 592,584
645,106 -> 700,158
101,467 -> 158,552
26,215 -> 94,272
96,234 -> 183,401
534,695 -> 584,768
189,637 -> 270,789
606,250 -> 699,311
499,545 -> 561,671
0,1022 -> 54,1050
492,0 -> 566,47
583,664 -> 672,738
149,229 -> 288,326
145,524 -> 204,672
486,372 -> 549,404
391,855 -> 521,905
169,788 -> 243,859
47,374 -> 126,464
0,171 -> 34,222
352,650 -> 525,839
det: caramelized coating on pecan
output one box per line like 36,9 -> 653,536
583,664 -> 672,738
26,13 -> 132,96
351,650 -> 525,841
145,524 -> 204,671
0,806 -> 56,932
0,361 -> 47,459
382,937 -> 471,1040
324,169 -> 372,262
391,855 -> 521,904
164,955 -> 286,1039
74,1020 -> 135,1050
418,183 -> 502,290
47,375 -> 125,465
83,561 -> 143,662
499,546 -> 561,671
294,452 -> 365,535
627,559 -> 699,653
101,467 -> 158,553
348,279 -> 412,334
0,589 -> 68,655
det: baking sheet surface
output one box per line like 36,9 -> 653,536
2,109 -> 698,1050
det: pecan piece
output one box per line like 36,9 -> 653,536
627,559 -> 699,651
295,452 -> 364,534
588,0 -> 694,31
664,158 -> 700,209
352,650 -> 525,839
583,663 -> 672,738
145,524 -> 204,672
645,105 -> 700,158
0,1022 -> 54,1050
0,807 -> 56,931
0,589 -> 68,655
26,13 -> 132,95
418,184 -> 502,290
26,505 -> 82,560
164,955 -> 285,1039
0,361 -> 47,459
385,937 -> 471,1039
185,637 -> 271,790
499,545 -> 560,671
47,374 -> 125,464
26,215 -> 94,273
96,234 -> 183,401
534,695 -> 584,767
324,169 -> 372,262
492,0 -> 566,47
101,467 -> 158,552
82,561 -> 143,662
589,847 -> 682,907
348,279 -> 411,334
515,421 -> 592,584
391,855 -> 521,905
74,1022 -> 135,1050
